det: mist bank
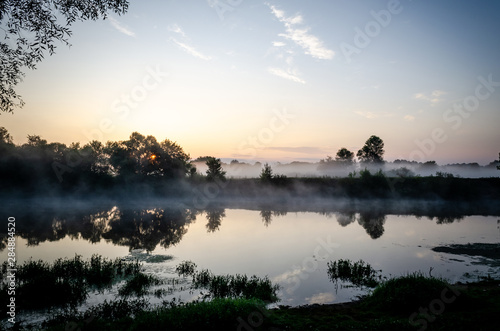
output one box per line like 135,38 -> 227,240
195,175 -> 500,201
3,173 -> 500,205
194,159 -> 500,179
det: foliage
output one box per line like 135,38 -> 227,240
362,272 -> 452,314
260,162 -> 273,182
357,135 -> 385,163
435,171 -> 455,178
175,260 -> 197,277
105,132 -> 191,179
327,259 -> 381,288
176,261 -> 280,302
44,298 -> 267,331
192,269 -> 280,302
118,273 -> 162,297
0,254 -> 142,311
41,278 -> 500,331
205,157 -> 226,182
336,147 -> 355,163
0,128 -> 192,195
0,0 -> 129,113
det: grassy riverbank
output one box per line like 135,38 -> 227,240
2,256 -> 499,330
34,278 -> 500,331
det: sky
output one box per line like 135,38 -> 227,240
1,0 -> 500,165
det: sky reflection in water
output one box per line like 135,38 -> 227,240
3,201 -> 499,306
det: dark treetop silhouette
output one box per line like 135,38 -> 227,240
357,135 -> 385,163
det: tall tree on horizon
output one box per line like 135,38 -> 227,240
205,157 -> 226,182
357,135 -> 385,163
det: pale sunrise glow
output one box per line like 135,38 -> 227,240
2,0 -> 500,165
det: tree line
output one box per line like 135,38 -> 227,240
0,127 -> 193,195
320,135 -> 385,166
1,127 -> 499,197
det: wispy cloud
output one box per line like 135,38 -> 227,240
268,4 -> 334,60
266,146 -> 325,154
170,38 -> 212,61
167,23 -> 185,37
268,67 -> 305,84
414,90 -> 446,105
108,16 -> 135,37
354,111 -> 394,119
272,41 -> 286,47
306,292 -> 336,305
404,115 -> 416,121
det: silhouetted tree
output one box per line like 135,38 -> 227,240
105,132 -> 191,180
0,0 -> 129,113
206,157 -> 226,182
497,153 -> 500,170
336,148 -> 355,164
357,135 -> 385,163
0,127 -> 14,157
0,127 -> 13,144
260,163 -> 273,182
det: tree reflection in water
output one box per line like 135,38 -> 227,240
205,207 -> 226,233
357,211 -> 386,239
0,200 -> 478,252
102,206 -> 197,251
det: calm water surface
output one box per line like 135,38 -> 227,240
3,199 -> 500,308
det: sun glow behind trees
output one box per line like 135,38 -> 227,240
1,1 -> 499,164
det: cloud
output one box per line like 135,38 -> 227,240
168,24 -> 186,37
273,267 -> 307,295
268,67 -> 305,84
170,38 -> 212,60
306,292 -> 336,304
266,146 -> 325,154
108,17 -> 135,37
268,4 -> 334,60
414,90 -> 446,105
272,41 -> 286,47
354,111 -> 394,119
404,115 -> 415,121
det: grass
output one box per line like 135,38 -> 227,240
17,257 -> 500,331
0,254 -> 144,312
118,273 -> 163,297
40,278 -> 500,331
42,298 -> 268,331
175,260 -> 197,277
327,259 -> 382,288
177,261 -> 280,302
360,272 -> 455,314
175,260 -> 280,302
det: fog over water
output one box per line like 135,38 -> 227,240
195,160 -> 500,179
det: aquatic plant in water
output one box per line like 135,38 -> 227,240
327,259 -> 381,288
175,261 -> 280,302
0,254 -> 144,312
